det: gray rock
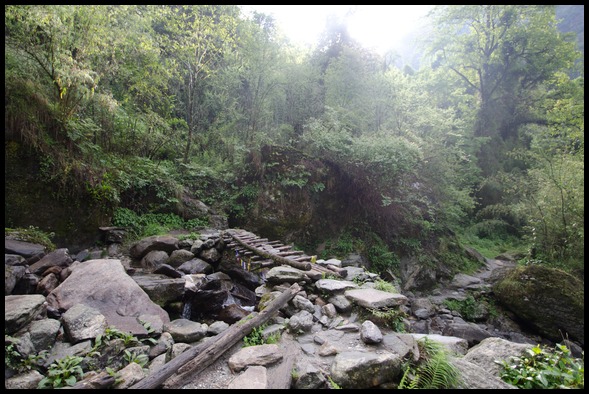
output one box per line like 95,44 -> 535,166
5,294 -> 46,334
62,303 -> 108,343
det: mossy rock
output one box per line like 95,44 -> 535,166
493,264 -> 584,346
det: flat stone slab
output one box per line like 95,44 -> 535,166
315,279 -> 358,294
344,288 -> 408,309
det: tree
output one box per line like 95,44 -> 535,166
510,72 -> 584,267
5,5 -> 100,124
233,11 -> 283,146
426,5 -> 579,176
153,5 -> 239,164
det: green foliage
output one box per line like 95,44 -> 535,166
319,231 -> 356,260
176,232 -> 201,242
243,325 -> 265,347
4,4 -> 584,286
399,338 -> 462,389
319,230 -> 401,277
112,208 -> 207,240
5,226 -> 56,251
93,326 -> 141,349
38,355 -> 85,389
443,294 -> 495,322
227,182 -> 259,220
275,164 -> 311,189
242,324 -> 280,347
365,235 -> 400,276
138,320 -> 158,346
310,182 -> 325,193
327,375 -> 342,389
458,224 -> 527,261
373,278 -> 397,294
105,367 -> 123,386
398,364 -> 420,389
85,171 -> 119,204
367,308 -> 406,332
5,337 -> 48,374
497,343 -> 584,389
5,342 -> 21,371
123,349 -> 149,368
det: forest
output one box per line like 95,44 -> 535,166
4,5 -> 584,279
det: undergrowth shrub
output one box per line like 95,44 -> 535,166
243,324 -> 281,347
497,343 -> 584,389
5,226 -> 56,251
38,355 -> 85,389
443,293 -> 497,322
112,207 -> 208,240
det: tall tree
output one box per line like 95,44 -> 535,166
153,5 -> 239,163
509,72 -> 584,265
426,5 -> 579,176
234,11 -> 282,146
5,5 -> 100,124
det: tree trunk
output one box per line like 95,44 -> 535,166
128,282 -> 301,389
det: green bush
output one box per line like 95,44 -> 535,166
5,341 -> 48,373
373,278 -> 397,293
366,236 -> 400,276
367,307 -> 406,332
497,343 -> 584,389
112,208 -> 207,240
123,349 -> 149,369
38,355 -> 85,389
443,294 -> 490,322
243,325 -> 280,347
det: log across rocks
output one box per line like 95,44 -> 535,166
129,282 -> 301,389
226,230 -> 312,271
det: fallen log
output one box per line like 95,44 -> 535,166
278,250 -> 304,257
128,282 -> 301,389
308,263 -> 346,279
228,232 -> 311,271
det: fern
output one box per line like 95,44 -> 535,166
398,364 -> 420,389
399,338 -> 462,389
419,350 -> 461,389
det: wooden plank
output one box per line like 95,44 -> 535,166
249,238 -> 270,245
310,264 -> 345,278
292,256 -> 311,262
278,250 -> 304,257
227,232 -> 311,271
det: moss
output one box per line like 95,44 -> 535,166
5,140 -> 111,251
493,264 -> 584,344
495,265 -> 583,308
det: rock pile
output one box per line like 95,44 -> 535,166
4,228 -> 574,389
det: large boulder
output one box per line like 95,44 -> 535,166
493,265 -> 584,346
46,259 -> 170,336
